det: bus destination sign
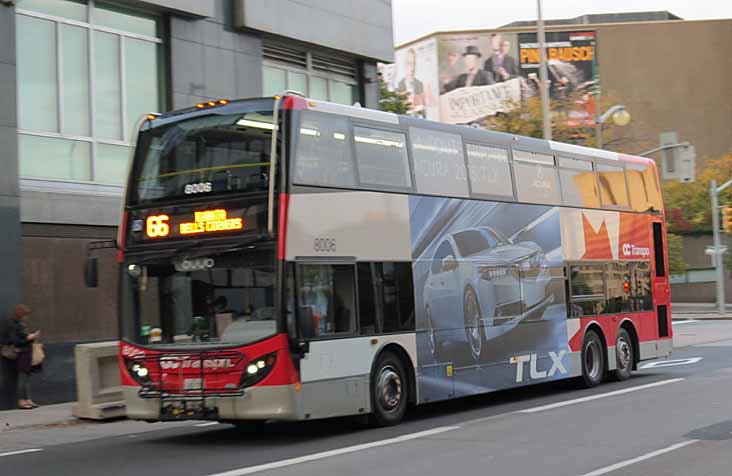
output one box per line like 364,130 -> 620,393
143,208 -> 245,240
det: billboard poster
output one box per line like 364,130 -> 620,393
518,31 -> 599,127
437,32 -> 523,124
379,38 -> 440,121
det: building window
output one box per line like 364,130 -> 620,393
15,0 -> 163,186
262,43 -> 358,106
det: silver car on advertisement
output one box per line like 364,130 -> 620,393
422,226 -> 553,362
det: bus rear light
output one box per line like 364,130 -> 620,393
240,352 -> 278,388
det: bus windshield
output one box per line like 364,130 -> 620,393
120,244 -> 277,347
130,104 -> 275,206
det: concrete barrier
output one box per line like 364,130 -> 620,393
71,341 -> 125,420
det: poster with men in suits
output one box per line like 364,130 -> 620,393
437,33 -> 523,124
382,30 -> 599,126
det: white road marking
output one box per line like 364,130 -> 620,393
204,426 -> 460,476
195,422 -> 220,427
0,448 -> 44,458
520,378 -> 685,413
672,320 -> 700,325
577,440 -> 698,476
640,358 -> 702,369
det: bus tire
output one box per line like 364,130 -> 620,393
614,328 -> 634,381
581,329 -> 605,388
371,351 -> 408,426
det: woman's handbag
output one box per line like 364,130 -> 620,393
31,342 -> 45,366
1,344 -> 18,360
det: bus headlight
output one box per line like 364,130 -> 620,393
240,352 -> 277,388
125,359 -> 151,385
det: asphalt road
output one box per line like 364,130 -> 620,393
4,319 -> 732,476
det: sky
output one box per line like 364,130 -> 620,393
392,0 -> 732,45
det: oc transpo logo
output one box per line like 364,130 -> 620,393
510,350 -> 567,383
622,243 -> 651,258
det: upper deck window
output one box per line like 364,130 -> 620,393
626,162 -> 663,213
466,144 -> 513,198
512,161 -> 561,205
597,163 -> 630,208
558,157 -> 600,208
293,111 -> 356,188
353,127 -> 412,189
410,127 -> 468,198
132,106 -> 274,205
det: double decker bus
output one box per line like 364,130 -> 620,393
89,94 -> 672,426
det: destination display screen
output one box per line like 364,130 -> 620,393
134,208 -> 247,241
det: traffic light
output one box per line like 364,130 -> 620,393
723,207 -> 732,234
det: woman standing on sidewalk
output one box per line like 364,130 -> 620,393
8,304 -> 40,409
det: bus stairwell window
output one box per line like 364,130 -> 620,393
297,264 -> 356,337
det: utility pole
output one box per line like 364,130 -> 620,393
537,0 -> 551,140
710,178 -> 732,313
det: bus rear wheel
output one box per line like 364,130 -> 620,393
581,329 -> 605,388
614,328 -> 634,381
371,351 -> 408,426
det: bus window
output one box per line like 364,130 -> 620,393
293,111 -> 356,189
513,162 -> 561,205
558,157 -> 600,208
409,127 -> 468,198
297,264 -> 356,338
133,110 -> 274,204
629,261 -> 653,311
513,150 -> 555,165
354,127 -> 412,189
357,262 -> 415,335
626,162 -> 663,213
569,263 -> 606,317
466,144 -> 513,199
597,163 -> 630,208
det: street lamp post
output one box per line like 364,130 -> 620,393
537,0 -> 551,141
595,104 -> 630,149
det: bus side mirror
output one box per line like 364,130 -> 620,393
84,256 -> 99,288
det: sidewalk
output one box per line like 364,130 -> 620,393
0,402 -> 77,432
672,302 -> 732,320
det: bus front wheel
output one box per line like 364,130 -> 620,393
371,351 -> 408,426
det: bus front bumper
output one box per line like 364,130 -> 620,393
123,384 -> 303,422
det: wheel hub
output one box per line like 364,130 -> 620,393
377,366 -> 402,410
617,338 -> 631,370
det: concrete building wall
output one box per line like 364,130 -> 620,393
595,19 -> 732,161
170,1 -> 263,109
234,0 -> 394,62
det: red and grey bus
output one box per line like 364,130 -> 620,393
86,94 -> 672,426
